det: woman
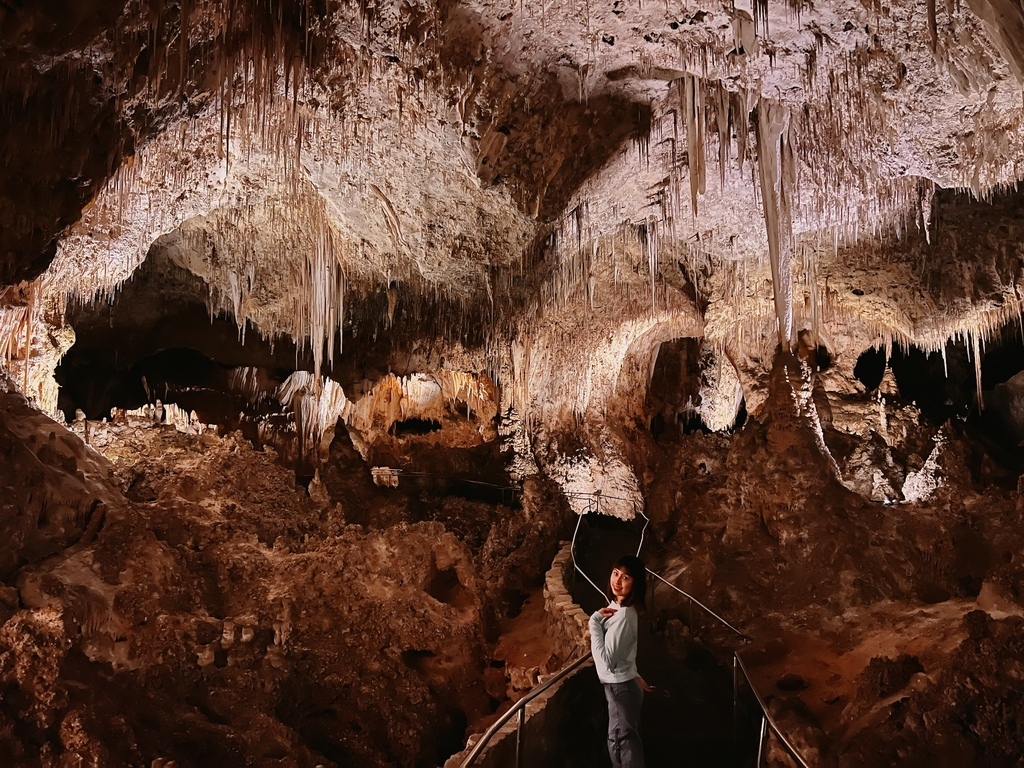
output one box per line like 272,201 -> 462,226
589,554 -> 652,768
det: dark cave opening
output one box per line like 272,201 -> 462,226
973,331 -> 1024,455
56,344 -> 287,425
815,344 -> 833,371
370,440 -> 521,510
435,707 -> 469,766
55,247 -> 306,424
646,337 -> 706,438
887,334 -> 1024,448
398,473 -> 520,509
733,397 -> 748,430
888,345 -> 970,419
679,409 -> 708,434
854,330 -> 1024,461
447,477 -> 519,506
400,648 -> 437,672
853,347 -> 886,392
392,417 -> 443,435
978,330 -> 1024,390
55,353 -> 149,420
644,337 -> 745,437
650,412 -> 666,440
424,565 -> 466,606
850,342 -> 971,422
134,347 -> 223,390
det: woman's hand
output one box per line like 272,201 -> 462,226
637,675 -> 655,693
598,606 -> 618,618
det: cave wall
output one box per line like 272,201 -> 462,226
4,0 -> 1024,764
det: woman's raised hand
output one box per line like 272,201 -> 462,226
598,606 -> 618,618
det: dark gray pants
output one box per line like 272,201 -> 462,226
603,679 -> 645,768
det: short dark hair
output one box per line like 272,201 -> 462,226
609,554 -> 647,609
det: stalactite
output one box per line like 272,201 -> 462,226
716,84 -> 731,193
755,98 -> 794,349
681,75 -> 706,218
21,285 -> 31,396
7,0 -> 1020,437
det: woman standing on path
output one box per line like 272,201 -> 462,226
590,554 -> 653,768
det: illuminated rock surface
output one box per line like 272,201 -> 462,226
2,0 -> 1024,764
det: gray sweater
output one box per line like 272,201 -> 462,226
589,601 -> 638,684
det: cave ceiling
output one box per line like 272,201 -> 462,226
2,0 -> 1024,429
6,4 -> 1024,763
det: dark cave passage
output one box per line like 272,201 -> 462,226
392,417 -> 443,435
853,329 -> 1024,461
979,329 -> 1024,389
889,345 -> 970,418
569,513 -> 754,768
646,337 -> 702,437
56,343 -> 292,425
54,248 -> 306,424
644,337 -> 746,438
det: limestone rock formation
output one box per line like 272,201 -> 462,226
3,0 -> 1024,764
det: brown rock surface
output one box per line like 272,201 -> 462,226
0,388 -> 543,766
4,0 -> 1024,764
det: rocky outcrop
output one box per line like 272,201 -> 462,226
5,0 -> 1024,764
0,400 -> 500,767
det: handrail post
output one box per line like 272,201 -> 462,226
461,654 -> 592,767
756,716 -> 767,767
732,655 -> 739,756
515,707 -> 524,768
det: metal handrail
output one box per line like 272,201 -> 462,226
568,496 -> 747,641
571,513 -> 609,600
564,491 -> 649,555
373,468 -> 520,492
570,501 -> 809,767
646,570 -> 750,641
461,499 -> 811,768
460,652 -> 594,767
734,652 -> 812,768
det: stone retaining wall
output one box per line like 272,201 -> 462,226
544,541 -> 592,661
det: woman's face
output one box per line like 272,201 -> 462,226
610,567 -> 634,603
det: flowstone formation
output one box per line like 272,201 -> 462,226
4,0 -> 1024,764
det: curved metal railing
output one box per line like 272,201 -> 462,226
569,494 -> 811,768
734,652 -> 812,768
568,493 -> 748,640
646,569 -> 750,641
460,492 -> 812,768
459,652 -> 594,768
